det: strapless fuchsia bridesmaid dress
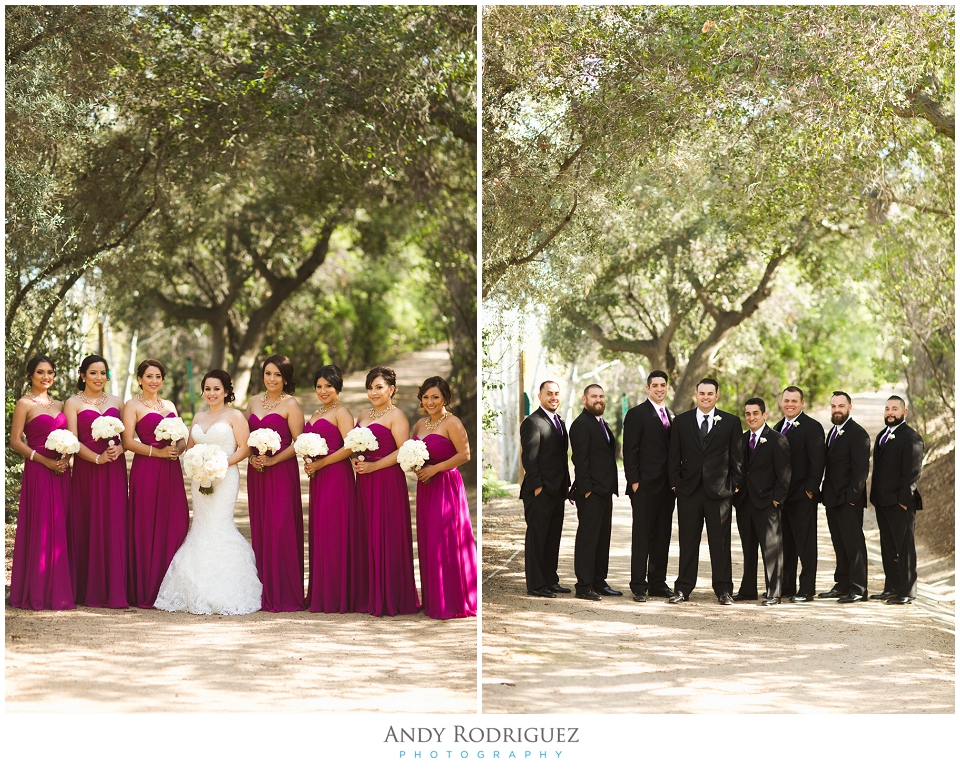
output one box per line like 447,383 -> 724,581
127,412 -> 189,608
10,412 -> 75,610
305,417 -> 356,613
354,422 -> 420,616
247,412 -> 306,611
69,407 -> 128,608
415,434 -> 477,619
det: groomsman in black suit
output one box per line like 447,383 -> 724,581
667,378 -> 743,605
569,384 -> 622,601
869,395 -> 924,604
519,381 -> 572,598
819,391 -> 872,603
772,386 -> 825,602
622,370 -> 676,601
733,398 -> 791,605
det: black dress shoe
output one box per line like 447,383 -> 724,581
668,591 -> 686,604
732,592 -> 757,602
789,594 -> 814,603
838,593 -> 866,604
576,590 -> 602,601
596,586 -> 623,597
818,588 -> 846,599
870,590 -> 896,601
886,595 -> 913,605
526,587 -> 556,598
718,592 -> 733,605
550,584 -> 572,594
648,587 -> 676,599
632,593 -> 648,602
761,596 -> 781,606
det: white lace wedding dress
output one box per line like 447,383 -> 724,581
155,421 -> 262,615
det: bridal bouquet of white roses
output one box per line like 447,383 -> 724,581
247,428 -> 282,472
154,417 -> 189,446
344,426 -> 378,456
44,429 -> 81,474
294,433 -> 329,461
91,415 -> 125,446
182,444 -> 228,495
397,439 -> 430,472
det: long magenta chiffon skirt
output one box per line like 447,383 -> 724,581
10,412 -> 75,610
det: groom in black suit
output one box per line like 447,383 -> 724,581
519,381 -> 572,598
667,377 -> 743,604
569,383 -> 621,601
773,386 -> 826,602
622,370 -> 676,600
733,398 -> 791,605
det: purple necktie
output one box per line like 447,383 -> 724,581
880,428 -> 891,445
749,432 -> 757,452
828,427 -> 838,447
659,406 -> 670,429
553,414 -> 562,432
781,421 -> 793,435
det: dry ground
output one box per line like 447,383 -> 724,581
6,347 -> 478,713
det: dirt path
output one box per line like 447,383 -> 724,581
5,346 -> 478,713
482,400 -> 954,714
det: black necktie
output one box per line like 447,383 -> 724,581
700,413 -> 709,439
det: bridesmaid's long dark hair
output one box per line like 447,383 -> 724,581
262,354 -> 296,395
314,364 -> 343,393
365,365 -> 397,396
76,354 -> 110,392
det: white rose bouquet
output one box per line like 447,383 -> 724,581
397,439 -> 430,472
344,426 -> 379,457
91,415 -> 125,446
294,433 -> 329,461
182,444 -> 228,495
155,417 -> 188,445
247,428 -> 282,472
44,429 -> 81,474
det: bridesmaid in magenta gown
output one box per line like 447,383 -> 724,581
410,376 -> 477,620
121,358 -> 189,608
302,365 -> 356,613
64,354 -> 128,608
246,354 -> 306,611
352,366 -> 420,616
9,356 -> 74,610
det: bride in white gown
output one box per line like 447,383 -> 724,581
155,370 -> 262,615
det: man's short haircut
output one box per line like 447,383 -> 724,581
832,390 -> 852,404
782,385 -> 804,400
697,377 -> 720,393
583,383 -> 603,397
745,397 -> 766,413
539,380 -> 559,392
647,370 -> 669,386
887,394 -> 906,407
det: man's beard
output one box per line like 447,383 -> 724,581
585,402 -> 605,416
831,413 -> 848,425
885,415 -> 905,427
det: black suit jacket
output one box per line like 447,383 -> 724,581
519,408 -> 571,499
668,408 -> 743,499
821,419 -> 870,509
735,425 -> 792,509
622,399 -> 673,496
869,422 -> 924,510
772,411 -> 826,503
569,408 -> 619,500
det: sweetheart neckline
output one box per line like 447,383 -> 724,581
192,421 -> 235,436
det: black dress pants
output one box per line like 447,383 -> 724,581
737,501 -> 783,599
574,492 -> 613,593
674,487 -> 733,598
825,504 -> 867,595
875,504 -> 917,598
523,489 -> 565,591
628,485 -> 675,595
781,494 -> 818,596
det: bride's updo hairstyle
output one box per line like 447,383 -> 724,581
262,354 -> 296,395
76,354 -> 110,391
314,364 -> 343,393
200,369 -> 236,404
417,376 -> 452,414
365,365 -> 397,397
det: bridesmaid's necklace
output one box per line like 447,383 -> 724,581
317,400 -> 341,416
424,411 -> 448,431
78,390 -> 108,407
369,403 -> 394,420
28,391 -> 55,409
261,391 -> 286,410
137,393 -> 165,412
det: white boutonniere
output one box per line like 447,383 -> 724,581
759,437 -> 767,444
790,419 -> 800,427
837,429 -> 844,436
888,432 -> 895,440
713,415 -> 722,423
